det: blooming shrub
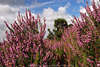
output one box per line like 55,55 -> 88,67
0,10 -> 48,67
0,0 -> 100,67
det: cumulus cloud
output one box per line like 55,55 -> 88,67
0,19 -> 7,41
0,5 -> 19,41
90,0 -> 100,6
0,5 -> 18,16
80,6 -> 86,13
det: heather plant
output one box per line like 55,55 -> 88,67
0,9 -> 48,67
0,0 -> 100,67
46,0 -> 100,66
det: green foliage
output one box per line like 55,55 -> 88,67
47,18 -> 69,40
54,18 -> 68,29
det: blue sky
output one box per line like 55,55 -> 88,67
24,0 -> 91,16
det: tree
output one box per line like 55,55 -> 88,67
54,18 -> 68,30
47,18 -> 69,40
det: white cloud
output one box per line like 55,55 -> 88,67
0,5 -> 19,42
58,2 -> 71,14
42,7 -> 72,26
0,18 -> 7,41
80,5 -> 93,14
90,0 -> 100,7
80,0 -> 100,14
0,5 -> 18,16
80,6 -> 86,13
94,0 -> 100,5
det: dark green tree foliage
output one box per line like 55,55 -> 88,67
47,18 -> 68,40
54,18 -> 68,30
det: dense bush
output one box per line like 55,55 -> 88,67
0,0 -> 100,67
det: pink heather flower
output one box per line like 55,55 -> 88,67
67,44 -> 73,50
92,0 -> 97,17
23,53 -> 28,58
43,65 -> 47,67
87,58 -> 94,63
62,35 -> 66,42
43,56 -> 47,62
97,64 -> 100,67
86,1 -> 92,15
77,41 -> 84,47
9,47 -> 13,53
30,63 -> 36,67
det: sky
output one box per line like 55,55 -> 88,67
0,0 -> 99,41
